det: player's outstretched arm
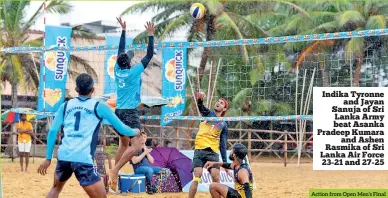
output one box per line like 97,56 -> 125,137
219,125 -> 229,162
116,17 -> 126,55
96,102 -> 139,137
46,103 -> 66,160
238,169 -> 252,198
141,22 -> 155,69
196,92 -> 211,116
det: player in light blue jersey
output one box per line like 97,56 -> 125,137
38,73 -> 140,198
109,17 -> 155,191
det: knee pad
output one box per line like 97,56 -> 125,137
193,176 -> 201,183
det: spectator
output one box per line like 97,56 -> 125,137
130,132 -> 162,194
16,114 -> 33,172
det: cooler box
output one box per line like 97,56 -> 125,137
118,174 -> 146,193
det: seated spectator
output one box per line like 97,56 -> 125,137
130,132 -> 162,194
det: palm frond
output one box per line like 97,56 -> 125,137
345,36 -> 364,57
120,0 -> 186,17
225,12 -> 270,38
311,21 -> 338,33
309,11 -> 337,26
71,25 -> 98,42
159,13 -> 191,40
22,1 -> 72,36
285,15 -> 305,33
17,53 -> 40,91
45,1 -> 72,14
225,1 -> 275,15
67,68 -> 82,81
133,15 -> 182,43
375,3 -> 388,15
333,0 -> 354,12
22,37 -> 43,47
151,4 -> 188,23
69,54 -> 98,83
216,12 -> 249,63
366,15 -> 385,29
267,23 -> 288,36
277,0 -> 311,18
204,0 -> 224,16
10,54 -> 25,90
22,1 -> 43,33
337,10 -> 365,28
245,12 -> 288,30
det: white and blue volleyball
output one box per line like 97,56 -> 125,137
190,3 -> 205,19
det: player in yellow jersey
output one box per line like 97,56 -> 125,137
188,92 -> 229,198
204,143 -> 253,198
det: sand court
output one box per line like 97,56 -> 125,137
2,158 -> 388,198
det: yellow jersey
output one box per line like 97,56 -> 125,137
195,100 -> 229,161
234,164 -> 254,198
16,121 -> 33,143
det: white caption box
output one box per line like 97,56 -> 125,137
313,87 -> 388,170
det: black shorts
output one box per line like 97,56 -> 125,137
192,148 -> 220,172
115,109 -> 141,137
227,187 -> 242,198
55,160 -> 100,187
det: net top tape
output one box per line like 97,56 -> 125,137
2,29 -> 387,53
34,114 -> 313,121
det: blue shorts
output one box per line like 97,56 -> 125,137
55,160 -> 100,187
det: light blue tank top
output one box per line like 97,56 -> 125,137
57,97 -> 102,165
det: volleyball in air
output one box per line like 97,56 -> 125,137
190,3 -> 205,19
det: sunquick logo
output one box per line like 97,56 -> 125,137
54,36 -> 68,80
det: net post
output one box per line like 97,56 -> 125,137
284,130 -> 288,167
248,130 -> 252,160
175,127 -> 179,149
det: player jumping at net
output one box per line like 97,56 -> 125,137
204,143 -> 253,198
188,92 -> 229,198
37,73 -> 140,198
109,17 -> 155,191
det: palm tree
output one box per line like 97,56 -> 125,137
0,0 -> 98,107
120,0 -> 310,84
260,0 -> 388,87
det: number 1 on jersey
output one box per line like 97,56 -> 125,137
74,111 -> 81,131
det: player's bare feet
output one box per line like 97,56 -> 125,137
109,169 -> 118,192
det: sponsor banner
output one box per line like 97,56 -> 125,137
37,25 -> 72,112
180,150 -> 257,192
103,35 -> 133,94
161,48 -> 187,126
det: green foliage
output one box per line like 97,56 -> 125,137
1,0 -> 99,97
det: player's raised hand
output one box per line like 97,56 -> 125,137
145,21 -> 155,36
116,17 -> 126,30
196,91 -> 206,101
37,159 -> 51,176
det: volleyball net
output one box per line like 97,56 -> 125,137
3,28 -> 388,161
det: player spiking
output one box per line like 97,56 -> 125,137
38,73 -> 140,198
109,17 -> 155,191
188,92 -> 230,198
